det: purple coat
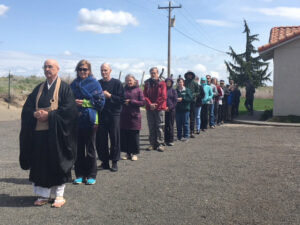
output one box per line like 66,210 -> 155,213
120,85 -> 145,130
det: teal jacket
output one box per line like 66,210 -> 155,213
201,77 -> 213,104
176,87 -> 193,112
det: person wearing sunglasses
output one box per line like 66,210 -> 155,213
70,60 -> 105,185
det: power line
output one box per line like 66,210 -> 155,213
173,27 -> 227,54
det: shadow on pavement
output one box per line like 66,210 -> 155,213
0,194 -> 36,207
0,178 -> 31,185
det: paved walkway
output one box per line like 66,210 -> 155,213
234,111 -> 300,127
0,115 -> 299,225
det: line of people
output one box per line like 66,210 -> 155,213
19,59 -> 241,208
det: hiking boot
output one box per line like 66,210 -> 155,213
97,162 -> 110,170
111,161 -> 118,172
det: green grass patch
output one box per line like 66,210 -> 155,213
239,97 -> 273,115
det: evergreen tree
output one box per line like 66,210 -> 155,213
225,20 -> 271,88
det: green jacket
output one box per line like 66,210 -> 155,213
184,79 -> 199,102
176,87 -> 193,112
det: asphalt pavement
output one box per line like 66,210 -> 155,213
0,112 -> 299,225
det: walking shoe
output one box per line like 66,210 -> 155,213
181,138 -> 189,142
85,178 -> 96,185
131,155 -> 138,161
157,145 -> 164,152
190,134 -> 195,138
166,142 -> 174,146
111,161 -> 118,172
97,162 -> 110,170
196,130 -> 200,135
73,177 -> 83,185
121,154 -> 131,160
146,146 -> 155,151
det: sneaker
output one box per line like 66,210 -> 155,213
73,177 -> 83,185
97,162 -> 110,170
196,130 -> 200,135
85,178 -> 96,185
166,142 -> 174,146
157,145 -> 164,152
181,138 -> 189,142
111,161 -> 118,172
121,154 -> 131,160
190,134 -> 195,138
146,146 -> 155,151
131,155 -> 138,161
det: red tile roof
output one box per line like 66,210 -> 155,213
258,26 -> 300,52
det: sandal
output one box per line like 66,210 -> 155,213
34,198 -> 49,206
51,197 -> 66,208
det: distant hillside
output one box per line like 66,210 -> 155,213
0,75 -> 274,107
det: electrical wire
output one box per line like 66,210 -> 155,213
173,27 -> 227,54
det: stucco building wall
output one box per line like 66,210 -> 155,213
273,38 -> 300,116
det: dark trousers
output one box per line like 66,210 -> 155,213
96,114 -> 121,163
244,98 -> 254,113
200,104 -> 208,130
75,127 -> 98,179
217,104 -> 223,124
189,102 -> 196,133
232,103 -> 240,117
164,110 -> 175,143
120,129 -> 140,155
214,101 -> 219,125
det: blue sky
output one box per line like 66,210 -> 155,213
1,0 -> 300,84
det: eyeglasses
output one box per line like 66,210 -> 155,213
43,65 -> 54,69
78,68 -> 89,72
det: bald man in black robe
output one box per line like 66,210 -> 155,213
19,59 -> 77,208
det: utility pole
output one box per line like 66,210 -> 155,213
8,70 -> 11,109
158,1 -> 181,78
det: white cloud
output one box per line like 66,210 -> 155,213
63,50 -> 72,56
77,8 -> 139,34
0,51 -> 272,86
112,63 -> 130,71
193,64 -> 207,73
244,7 -> 300,20
210,71 -> 220,79
0,4 -> 9,16
197,19 -> 235,27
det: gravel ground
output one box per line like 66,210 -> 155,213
0,113 -> 299,225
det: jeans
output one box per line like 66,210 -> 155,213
208,103 -> 215,126
195,106 -> 202,131
176,111 -> 190,140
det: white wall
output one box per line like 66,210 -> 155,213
273,38 -> 300,116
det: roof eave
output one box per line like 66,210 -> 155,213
259,35 -> 300,61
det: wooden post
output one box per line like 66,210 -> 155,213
8,71 -> 11,109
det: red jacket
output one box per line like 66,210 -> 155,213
215,85 -> 223,102
143,78 -> 167,111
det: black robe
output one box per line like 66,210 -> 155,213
19,79 -> 78,188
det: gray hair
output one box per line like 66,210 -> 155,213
149,67 -> 159,73
125,74 -> 137,84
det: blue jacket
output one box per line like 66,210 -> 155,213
201,77 -> 213,105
